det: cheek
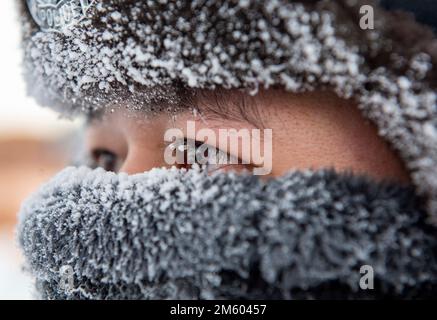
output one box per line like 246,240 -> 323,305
85,112 -> 172,174
266,104 -> 409,182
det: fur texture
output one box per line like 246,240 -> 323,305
18,167 -> 437,299
17,0 -> 437,225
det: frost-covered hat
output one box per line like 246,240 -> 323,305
18,0 -> 437,223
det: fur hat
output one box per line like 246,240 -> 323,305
18,0 -> 437,223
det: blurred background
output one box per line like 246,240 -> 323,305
0,0 -> 82,299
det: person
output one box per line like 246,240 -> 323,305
85,89 -> 410,181
17,0 -> 437,299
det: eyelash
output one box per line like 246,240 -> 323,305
170,138 -> 242,172
90,149 -> 120,172
90,138 -> 247,173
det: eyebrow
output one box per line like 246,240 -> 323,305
188,88 -> 265,128
86,86 -> 265,128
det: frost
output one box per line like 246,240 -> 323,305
101,30 -> 113,41
181,68 -> 198,87
17,166 -> 437,299
18,0 -> 437,221
424,122 -> 437,140
110,11 -> 122,22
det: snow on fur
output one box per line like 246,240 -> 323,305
18,166 -> 437,299
17,0 -> 437,225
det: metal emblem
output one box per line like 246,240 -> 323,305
26,0 -> 95,32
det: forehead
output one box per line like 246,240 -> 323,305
86,88 -> 360,133
87,87 -> 266,128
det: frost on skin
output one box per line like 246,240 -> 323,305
18,166 -> 437,299
17,0 -> 437,225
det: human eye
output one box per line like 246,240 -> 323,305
169,138 -> 248,173
90,148 -> 121,172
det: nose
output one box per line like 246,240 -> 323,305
119,147 -> 166,175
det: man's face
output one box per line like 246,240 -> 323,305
86,89 -> 409,183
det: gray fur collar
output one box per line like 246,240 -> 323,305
18,167 -> 437,299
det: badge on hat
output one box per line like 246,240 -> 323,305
26,0 -> 95,32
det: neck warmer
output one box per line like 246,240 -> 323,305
16,0 -> 437,299
18,167 -> 437,299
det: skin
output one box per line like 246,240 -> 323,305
86,89 -> 410,183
